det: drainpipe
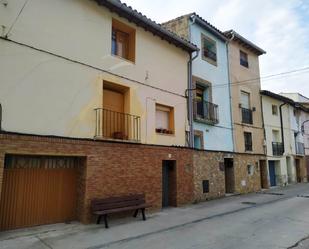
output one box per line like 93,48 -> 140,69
187,51 -> 199,148
226,33 -> 235,152
187,14 -> 199,148
279,102 -> 287,153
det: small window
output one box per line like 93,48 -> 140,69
201,34 -> 217,65
155,104 -> 174,135
247,165 -> 254,176
202,180 -> 209,193
244,132 -> 253,151
111,19 -> 136,62
240,50 -> 249,68
194,130 -> 204,149
272,105 -> 278,115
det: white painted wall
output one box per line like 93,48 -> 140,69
0,0 -> 190,146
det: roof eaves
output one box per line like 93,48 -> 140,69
95,0 -> 198,53
225,30 -> 266,55
191,14 -> 228,42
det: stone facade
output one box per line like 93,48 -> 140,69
161,15 -> 190,41
193,151 -> 267,202
233,154 -> 265,194
0,133 -> 194,223
193,151 -> 226,202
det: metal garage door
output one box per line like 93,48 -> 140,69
0,155 -> 78,231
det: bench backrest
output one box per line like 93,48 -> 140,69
91,194 -> 146,212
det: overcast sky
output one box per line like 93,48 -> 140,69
123,0 -> 309,97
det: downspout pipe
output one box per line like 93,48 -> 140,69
279,102 -> 287,153
225,33 -> 235,152
187,50 -> 199,148
187,14 -> 199,148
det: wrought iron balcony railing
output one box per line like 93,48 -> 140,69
241,107 -> 253,124
193,99 -> 219,124
272,142 -> 284,156
296,142 -> 305,155
94,108 -> 141,142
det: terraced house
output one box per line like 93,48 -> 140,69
163,16 -> 268,196
224,30 -> 268,193
0,0 -> 198,230
261,91 -> 308,187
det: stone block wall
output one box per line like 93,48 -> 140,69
193,150 -> 226,202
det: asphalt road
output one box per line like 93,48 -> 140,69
1,183 -> 309,249
102,184 -> 309,249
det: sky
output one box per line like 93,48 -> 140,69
123,0 -> 309,97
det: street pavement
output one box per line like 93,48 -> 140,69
1,183 -> 309,249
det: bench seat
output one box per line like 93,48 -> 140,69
91,194 -> 151,228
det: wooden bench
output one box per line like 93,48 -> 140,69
91,194 -> 151,228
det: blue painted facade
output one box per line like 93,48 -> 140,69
189,17 -> 234,152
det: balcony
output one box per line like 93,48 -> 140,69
193,99 -> 219,125
272,142 -> 284,156
241,108 -> 253,124
94,108 -> 141,142
296,142 -> 305,155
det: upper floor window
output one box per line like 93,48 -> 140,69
155,104 -> 174,135
244,132 -> 253,151
241,91 -> 253,124
272,105 -> 278,115
201,34 -> 217,66
240,50 -> 249,68
111,19 -> 136,62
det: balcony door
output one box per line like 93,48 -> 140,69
196,85 -> 211,119
103,88 -> 125,139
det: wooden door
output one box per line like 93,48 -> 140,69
103,89 -> 125,139
0,155 -> 78,231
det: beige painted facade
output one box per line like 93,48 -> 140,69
228,40 -> 265,154
0,0 -> 190,146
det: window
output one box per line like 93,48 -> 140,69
272,105 -> 278,115
241,91 -> 253,124
155,104 -> 174,134
244,132 -> 253,151
240,50 -> 249,68
201,34 -> 217,65
247,165 -> 254,176
111,19 -> 136,62
241,91 -> 250,109
194,130 -> 204,149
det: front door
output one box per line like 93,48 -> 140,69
162,161 -> 176,208
295,159 -> 301,183
268,161 -> 276,187
224,158 -> 234,193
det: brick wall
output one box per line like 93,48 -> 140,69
0,133 -> 194,223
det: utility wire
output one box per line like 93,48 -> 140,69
5,0 -> 30,38
210,66 -> 309,89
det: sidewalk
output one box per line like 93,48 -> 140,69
1,183 -> 308,249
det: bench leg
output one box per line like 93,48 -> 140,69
133,209 -> 139,218
97,215 -> 102,225
104,214 -> 109,229
141,208 -> 146,221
